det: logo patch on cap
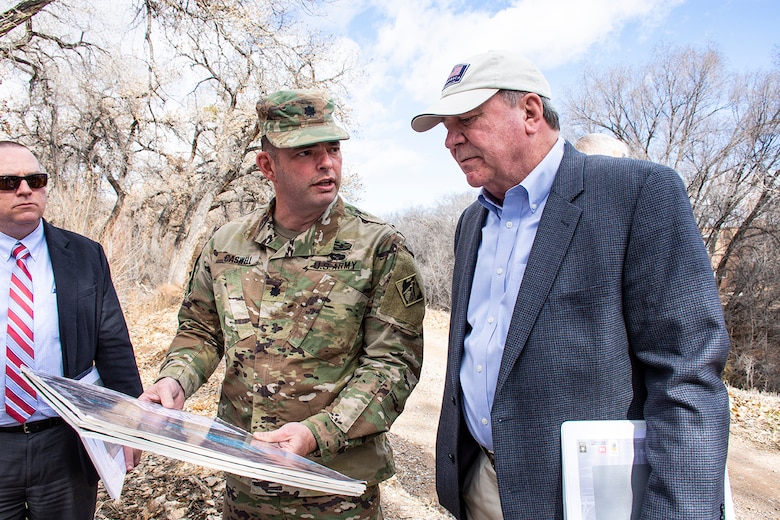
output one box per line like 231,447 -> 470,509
443,63 -> 470,90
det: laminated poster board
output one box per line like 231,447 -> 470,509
21,367 -> 365,498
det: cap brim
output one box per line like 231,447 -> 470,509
267,125 -> 349,148
411,88 -> 498,132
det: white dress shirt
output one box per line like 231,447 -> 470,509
460,137 -> 564,450
1,221 -> 63,425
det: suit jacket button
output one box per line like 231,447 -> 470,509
451,396 -> 456,405
448,453 -> 454,462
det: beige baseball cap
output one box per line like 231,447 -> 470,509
411,50 -> 553,132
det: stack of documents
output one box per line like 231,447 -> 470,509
560,419 -> 734,520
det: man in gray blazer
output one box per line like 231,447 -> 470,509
411,51 -> 730,519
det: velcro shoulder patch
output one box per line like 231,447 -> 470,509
395,274 -> 424,307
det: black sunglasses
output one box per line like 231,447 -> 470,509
0,173 -> 49,191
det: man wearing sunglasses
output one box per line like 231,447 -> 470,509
0,141 -> 143,520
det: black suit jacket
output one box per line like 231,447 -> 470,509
436,143 -> 730,519
44,220 -> 143,481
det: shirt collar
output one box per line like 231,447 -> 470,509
478,137 -> 565,215
252,197 -> 345,256
1,220 -> 45,262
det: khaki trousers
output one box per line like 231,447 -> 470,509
463,449 -> 504,520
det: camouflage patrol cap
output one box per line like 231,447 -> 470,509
257,89 -> 349,148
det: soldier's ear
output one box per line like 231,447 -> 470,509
256,151 -> 276,182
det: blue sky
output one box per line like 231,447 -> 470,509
301,0 -> 778,217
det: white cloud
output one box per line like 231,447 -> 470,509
298,0 -> 690,215
344,0 -> 684,104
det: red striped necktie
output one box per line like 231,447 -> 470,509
5,242 -> 36,423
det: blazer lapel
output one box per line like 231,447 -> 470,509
43,221 -> 77,375
449,202 -> 488,389
496,143 -> 584,394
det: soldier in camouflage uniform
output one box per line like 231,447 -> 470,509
139,90 -> 425,519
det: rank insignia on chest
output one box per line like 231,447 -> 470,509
395,274 -> 424,307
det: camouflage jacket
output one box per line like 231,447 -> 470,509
157,197 -> 425,492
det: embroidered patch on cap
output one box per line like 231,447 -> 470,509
395,274 -> 424,307
443,63 -> 470,90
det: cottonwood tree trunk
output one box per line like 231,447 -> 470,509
161,176 -> 239,288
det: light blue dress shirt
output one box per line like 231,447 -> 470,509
1,221 -> 63,425
460,137 -> 565,450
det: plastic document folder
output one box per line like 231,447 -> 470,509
561,420 -> 734,520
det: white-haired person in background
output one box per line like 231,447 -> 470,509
574,132 -> 630,158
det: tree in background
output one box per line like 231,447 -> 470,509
390,192 -> 475,312
1,0 -> 358,289
564,44 -> 780,390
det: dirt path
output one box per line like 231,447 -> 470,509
728,436 -> 780,518
382,316 -> 452,519
382,310 -> 780,519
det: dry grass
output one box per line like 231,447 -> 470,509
729,385 -> 780,451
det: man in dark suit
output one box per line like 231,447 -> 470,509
411,51 -> 730,519
0,141 -> 143,519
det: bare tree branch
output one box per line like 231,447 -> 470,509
0,0 -> 53,38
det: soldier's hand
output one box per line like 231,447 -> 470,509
138,377 -> 186,410
252,422 -> 317,456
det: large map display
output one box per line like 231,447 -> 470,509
21,367 -> 365,499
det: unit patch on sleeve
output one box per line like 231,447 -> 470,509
395,273 -> 424,307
